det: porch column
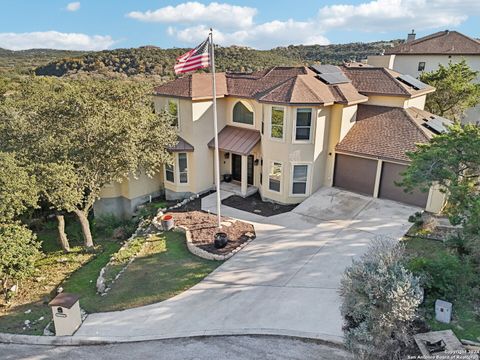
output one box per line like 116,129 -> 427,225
241,155 -> 248,196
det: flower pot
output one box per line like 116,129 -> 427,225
223,174 -> 232,183
214,232 -> 228,249
161,214 -> 174,231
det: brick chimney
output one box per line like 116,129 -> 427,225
407,29 -> 416,42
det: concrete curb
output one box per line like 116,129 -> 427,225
0,328 -> 344,347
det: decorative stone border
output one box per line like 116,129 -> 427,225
96,218 -> 151,295
180,225 -> 255,261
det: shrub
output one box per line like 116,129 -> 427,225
93,213 -> 137,239
340,236 -> 423,360
0,223 -> 40,301
407,253 -> 477,302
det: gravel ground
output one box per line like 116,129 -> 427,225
0,335 -> 352,360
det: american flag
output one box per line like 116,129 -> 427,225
174,38 -> 211,74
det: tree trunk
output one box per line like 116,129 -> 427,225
74,209 -> 94,248
56,214 -> 70,252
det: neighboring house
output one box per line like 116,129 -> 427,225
368,30 -> 480,123
144,64 -> 446,213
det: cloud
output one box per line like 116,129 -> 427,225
0,31 -> 115,51
318,0 -> 480,32
127,2 -> 256,30
66,2 -> 81,12
130,0 -> 479,48
169,21 -> 329,49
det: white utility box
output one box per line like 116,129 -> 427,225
435,299 -> 452,324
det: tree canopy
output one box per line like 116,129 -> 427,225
420,60 -> 480,122
0,151 -> 38,223
0,76 -> 177,247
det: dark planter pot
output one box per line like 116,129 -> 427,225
214,232 -> 228,249
223,174 -> 232,183
161,214 -> 174,231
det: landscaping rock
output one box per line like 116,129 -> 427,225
24,309 -> 31,314
112,226 -> 128,240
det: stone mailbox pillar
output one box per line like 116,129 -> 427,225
48,293 -> 82,336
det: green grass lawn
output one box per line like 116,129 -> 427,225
0,218 -> 121,335
0,217 -> 220,335
403,237 -> 480,341
78,231 -> 221,313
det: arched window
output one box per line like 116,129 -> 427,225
233,101 -> 254,125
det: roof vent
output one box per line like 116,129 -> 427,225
407,29 -> 416,42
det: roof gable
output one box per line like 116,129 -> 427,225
386,30 -> 480,55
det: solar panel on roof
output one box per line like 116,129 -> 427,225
424,115 -> 454,134
310,64 -> 341,74
316,72 -> 350,85
397,74 -> 429,90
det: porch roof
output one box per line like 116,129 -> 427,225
207,125 -> 260,156
168,136 -> 194,152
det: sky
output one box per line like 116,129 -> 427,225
0,0 -> 479,51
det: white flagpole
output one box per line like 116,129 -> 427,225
210,28 -> 222,229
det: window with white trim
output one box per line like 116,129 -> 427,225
268,162 -> 282,192
178,153 -> 188,184
295,108 -> 312,141
292,164 -> 308,195
233,101 -> 254,125
165,163 -> 174,183
270,106 -> 284,139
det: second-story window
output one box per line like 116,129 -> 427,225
418,62 -> 426,71
270,106 -> 284,140
295,108 -> 312,141
233,101 -> 254,125
178,153 -> 188,184
168,99 -> 179,127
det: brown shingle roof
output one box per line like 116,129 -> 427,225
385,30 -> 480,55
207,125 -> 260,156
168,136 -> 194,152
342,66 -> 434,97
154,73 -> 227,100
155,66 -> 367,105
336,105 -> 431,162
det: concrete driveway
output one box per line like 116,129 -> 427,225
75,188 -> 417,343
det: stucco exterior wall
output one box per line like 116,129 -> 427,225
95,171 -> 164,218
368,54 -> 480,123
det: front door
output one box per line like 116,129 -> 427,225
232,154 -> 242,182
247,155 -> 254,185
231,154 -> 254,185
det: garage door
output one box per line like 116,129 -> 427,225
333,154 -> 377,196
379,162 -> 428,207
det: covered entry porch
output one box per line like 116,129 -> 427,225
208,125 -> 261,197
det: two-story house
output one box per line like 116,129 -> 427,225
367,30 -> 480,123
133,64 -> 446,215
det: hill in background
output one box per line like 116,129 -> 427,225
0,40 -> 401,79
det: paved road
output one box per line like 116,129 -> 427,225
1,336 -> 351,360
75,188 -> 417,342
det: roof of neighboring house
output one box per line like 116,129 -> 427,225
207,125 -> 261,156
385,30 -> 480,55
155,66 -> 368,105
342,66 -> 434,97
336,105 -> 436,162
168,136 -> 194,152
